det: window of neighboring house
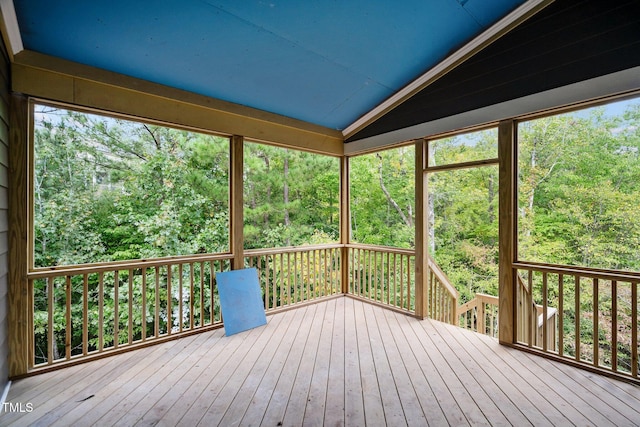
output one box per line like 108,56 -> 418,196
32,103 -> 230,268
517,95 -> 640,271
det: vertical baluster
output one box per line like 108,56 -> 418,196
167,265 -> 173,335
407,255 -> 411,311
47,277 -> 54,363
128,269 -> 133,344
593,278 -> 599,366
575,275 -> 581,361
368,250 -> 373,300
336,248 -> 341,294
429,270 -> 434,318
478,298 -> 485,334
558,274 -> 564,357
357,249 -> 362,297
98,272 -> 104,352
372,251 -> 378,301
317,250 -> 322,298
312,249 -> 317,299
270,255 -> 276,309
632,282 -> 638,378
190,263 -> 195,329
209,258 -> 218,325
355,249 -> 360,296
308,250 -> 312,300
274,254 -> 279,308
386,253 -> 391,305
287,252 -> 292,304
114,270 -> 119,348
200,263 -> 205,328
527,270 -> 534,347
612,280 -> 618,372
262,256 -> 268,309
328,248 -> 333,295
293,252 -> 299,304
281,253 -> 287,306
178,264 -> 183,332
542,272 -> 548,352
437,286 -> 446,322
83,274 -> 88,356
324,249 -> 329,296
352,248 -> 356,295
362,248 -> 366,297
393,253 -> 397,307
155,266 -> 160,337
65,276 -> 72,360
142,267 -> 147,341
400,254 -> 405,310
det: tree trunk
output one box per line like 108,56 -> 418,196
377,154 -> 411,227
487,173 -> 495,224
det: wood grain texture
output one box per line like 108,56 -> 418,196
12,52 -> 344,157
498,119 -> 515,344
5,296 -> 640,426
8,93 -> 28,378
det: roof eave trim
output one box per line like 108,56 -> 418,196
342,0 -> 553,140
0,0 -> 23,59
344,66 -> 640,156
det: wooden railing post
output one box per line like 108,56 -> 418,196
477,297 -> 486,334
498,120 -> 516,345
340,155 -> 350,294
8,94 -> 30,377
414,139 -> 428,319
230,135 -> 244,270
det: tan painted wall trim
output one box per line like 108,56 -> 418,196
12,50 -> 344,156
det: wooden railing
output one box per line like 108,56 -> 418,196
457,276 -> 558,345
29,254 -> 233,371
427,257 -> 458,324
347,244 -> 416,313
27,243 -> 466,374
458,293 -> 499,337
244,244 -> 342,311
515,262 -> 640,381
346,244 -> 459,320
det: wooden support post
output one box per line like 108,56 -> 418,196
498,120 -> 516,344
414,139 -> 428,319
477,298 -> 486,335
230,135 -> 244,270
8,94 -> 29,377
340,155 -> 350,294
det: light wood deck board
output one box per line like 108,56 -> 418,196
4,296 -> 640,427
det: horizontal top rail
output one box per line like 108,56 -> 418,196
428,256 -> 459,298
28,252 -> 234,279
244,243 -> 342,256
346,243 -> 415,256
424,157 -> 499,173
457,293 -> 498,315
514,261 -> 640,282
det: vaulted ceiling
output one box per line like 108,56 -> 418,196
12,0 -> 526,129
6,0 -> 640,149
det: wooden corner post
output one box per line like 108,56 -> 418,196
414,139 -> 428,319
8,94 -> 30,377
340,155 -> 350,294
498,120 -> 516,344
230,135 -> 244,270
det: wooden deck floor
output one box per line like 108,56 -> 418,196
3,296 -> 640,426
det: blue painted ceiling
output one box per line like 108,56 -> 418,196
14,0 -> 525,130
